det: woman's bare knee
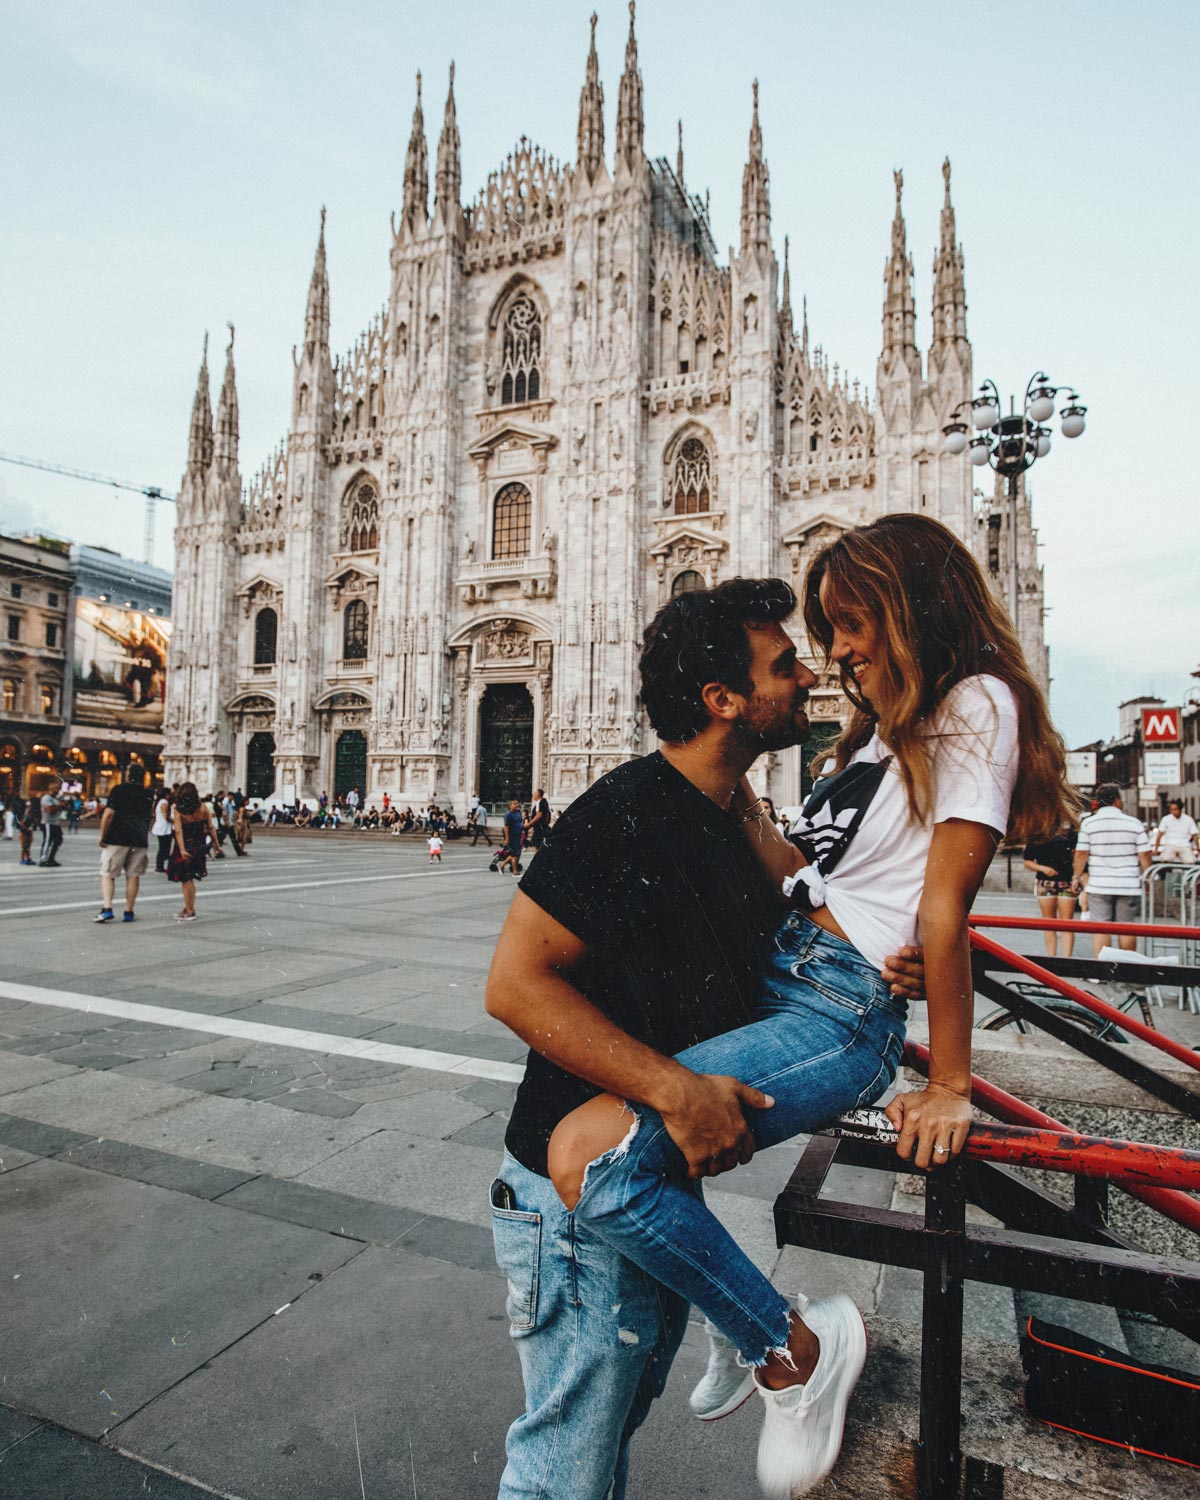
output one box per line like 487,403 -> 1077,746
547,1094 -> 632,1211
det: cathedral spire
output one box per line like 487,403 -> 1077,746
214,323 -> 239,472
781,235 -> 792,330
931,156 -> 967,347
434,62 -> 462,225
676,118 -> 684,185
187,332 -> 213,471
615,1 -> 643,172
401,71 -> 429,232
802,294 -> 809,358
881,168 -> 918,366
739,80 -> 771,260
303,208 -> 330,358
576,13 -> 605,184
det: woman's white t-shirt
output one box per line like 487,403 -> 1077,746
152,798 -> 172,837
796,675 -> 1020,970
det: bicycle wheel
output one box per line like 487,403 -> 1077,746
975,999 -> 1120,1040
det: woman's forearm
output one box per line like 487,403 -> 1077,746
918,910 -> 974,1096
732,776 -> 803,887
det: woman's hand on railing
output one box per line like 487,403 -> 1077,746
884,1085 -> 973,1170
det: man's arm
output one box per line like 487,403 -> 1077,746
486,890 -> 772,1175
1139,850 -> 1152,872
1072,847 -> 1089,882
99,806 -> 114,846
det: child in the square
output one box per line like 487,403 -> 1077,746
427,832 -> 443,864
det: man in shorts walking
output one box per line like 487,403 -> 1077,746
95,765 -> 153,924
500,797 -> 524,875
1073,783 -> 1152,956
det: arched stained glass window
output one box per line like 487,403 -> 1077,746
500,295 -> 542,405
343,600 -> 369,661
254,608 -> 278,666
492,484 -> 532,561
672,437 -> 712,515
671,570 -> 704,596
341,479 -> 379,552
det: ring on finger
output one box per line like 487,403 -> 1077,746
933,1144 -> 949,1156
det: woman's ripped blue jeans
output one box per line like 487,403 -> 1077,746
571,913 -> 907,1362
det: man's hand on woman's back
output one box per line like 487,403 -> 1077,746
881,945 -> 925,1000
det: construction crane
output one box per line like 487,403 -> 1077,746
0,451 -> 175,566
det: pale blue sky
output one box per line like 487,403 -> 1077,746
2,0 -> 1196,746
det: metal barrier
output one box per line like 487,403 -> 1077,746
775,1106 -> 1200,1500
773,915 -> 1200,1500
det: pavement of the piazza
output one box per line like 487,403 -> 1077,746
0,833 -> 1107,1498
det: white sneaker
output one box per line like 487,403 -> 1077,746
754,1294 -> 866,1498
689,1321 -> 755,1421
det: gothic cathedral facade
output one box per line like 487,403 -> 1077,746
163,7 -> 1048,808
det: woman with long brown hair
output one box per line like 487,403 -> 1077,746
166,782 -> 218,922
545,515 -> 1073,1498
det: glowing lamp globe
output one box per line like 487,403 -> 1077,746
943,423 -> 969,455
1028,388 -> 1056,423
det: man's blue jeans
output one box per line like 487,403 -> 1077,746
492,1153 -> 690,1499
572,914 -> 907,1363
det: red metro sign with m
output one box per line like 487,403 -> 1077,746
1142,707 -> 1181,744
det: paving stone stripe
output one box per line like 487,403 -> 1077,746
0,980 -> 525,1084
0,1406 -> 226,1498
0,1110 -> 500,1270
0,863 -> 494,919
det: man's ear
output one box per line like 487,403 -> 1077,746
699,680 -> 742,724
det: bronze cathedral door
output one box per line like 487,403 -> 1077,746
478,684 -> 533,808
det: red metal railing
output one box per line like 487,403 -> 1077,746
954,1121 -> 1200,1191
905,1040 -> 1200,1236
969,918 -> 1200,1074
779,918 -> 1200,1500
969,916 -> 1196,940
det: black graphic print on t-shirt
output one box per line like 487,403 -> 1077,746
788,755 -> 892,898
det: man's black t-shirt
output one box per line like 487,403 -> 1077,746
505,752 -> 776,1176
104,783 -> 152,848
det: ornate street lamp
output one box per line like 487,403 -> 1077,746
943,373 -> 1086,631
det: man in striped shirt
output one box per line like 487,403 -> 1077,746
1073,784 -> 1152,957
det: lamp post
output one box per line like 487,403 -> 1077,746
942,374 -> 1086,632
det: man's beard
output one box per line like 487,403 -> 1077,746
726,698 -> 810,760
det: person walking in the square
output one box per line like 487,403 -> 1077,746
38,778 -> 64,866
1073,783 -> 1152,955
94,765 -> 153,924
470,798 -> 493,846
501,797 -> 524,875
1023,820 -> 1079,957
17,796 -> 36,866
167,782 -> 218,922
152,787 -> 174,873
526,788 -> 551,850
222,789 -> 247,856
